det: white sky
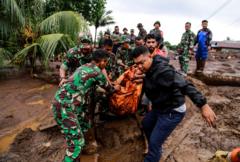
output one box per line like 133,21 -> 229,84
90,0 -> 240,44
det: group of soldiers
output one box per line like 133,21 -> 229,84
51,20 -> 214,162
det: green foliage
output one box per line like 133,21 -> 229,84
17,0 -> 45,28
92,3 -> 115,44
11,34 -> 75,67
0,0 -> 25,39
1,0 -> 89,69
44,0 -> 94,22
38,34 -> 75,66
11,43 -> 43,66
39,11 -> 88,42
164,41 -> 177,51
0,48 -> 12,66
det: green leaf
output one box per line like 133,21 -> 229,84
0,0 -> 25,39
39,11 -> 88,41
0,0 -> 25,25
0,48 -> 12,66
37,33 -> 75,66
11,43 -> 43,66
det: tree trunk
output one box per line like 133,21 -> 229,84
94,27 -> 98,48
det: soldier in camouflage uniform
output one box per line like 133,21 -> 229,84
178,22 -> 195,74
137,23 -> 147,40
102,39 -> 119,81
59,35 -> 93,86
115,36 -> 134,76
52,49 -> 117,162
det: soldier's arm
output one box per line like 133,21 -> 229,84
189,32 -> 196,49
97,72 -> 117,94
116,50 -> 127,68
59,52 -> 73,86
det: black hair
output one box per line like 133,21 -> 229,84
104,31 -> 110,35
202,20 -> 208,23
185,22 -> 191,25
81,39 -> 91,44
135,36 -> 143,41
145,34 -> 156,42
130,46 -> 149,58
103,39 -> 113,47
92,49 -> 109,63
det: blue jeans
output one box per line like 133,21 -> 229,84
142,109 -> 185,162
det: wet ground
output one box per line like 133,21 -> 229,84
0,52 -> 239,162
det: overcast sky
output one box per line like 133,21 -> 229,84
90,0 -> 240,44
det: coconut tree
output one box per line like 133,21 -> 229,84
1,0 -> 89,70
91,0 -> 115,46
11,11 -> 88,68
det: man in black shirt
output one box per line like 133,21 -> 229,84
131,46 -> 216,162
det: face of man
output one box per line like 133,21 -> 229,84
185,23 -> 191,31
130,30 -> 134,35
114,26 -> 119,33
145,38 -> 157,53
103,45 -> 113,54
137,26 -> 143,30
135,39 -> 144,47
123,29 -> 128,34
133,54 -> 152,73
122,42 -> 130,49
98,59 -> 108,69
202,22 -> 208,29
104,33 -> 110,39
81,43 -> 92,54
154,24 -> 160,29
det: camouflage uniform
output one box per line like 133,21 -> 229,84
61,46 -> 91,76
51,63 -> 111,162
149,28 -> 164,45
138,28 -> 147,40
105,52 -> 119,81
115,46 -> 133,76
178,30 -> 195,73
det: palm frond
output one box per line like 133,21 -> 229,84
105,10 -> 113,16
11,43 -> 44,66
0,48 -> 12,59
0,0 -> 25,25
39,11 -> 88,41
37,33 -> 75,66
0,48 -> 12,66
0,19 -> 12,39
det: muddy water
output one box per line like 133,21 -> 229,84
0,76 -> 144,162
0,76 -> 57,153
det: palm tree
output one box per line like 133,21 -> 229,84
12,11 -> 88,67
1,0 -> 89,69
93,10 -> 115,46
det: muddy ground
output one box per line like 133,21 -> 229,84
0,52 -> 239,162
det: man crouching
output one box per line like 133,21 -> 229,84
51,49 -> 118,162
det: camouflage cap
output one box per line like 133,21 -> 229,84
111,34 -> 121,42
120,35 -> 130,43
79,32 -> 92,43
